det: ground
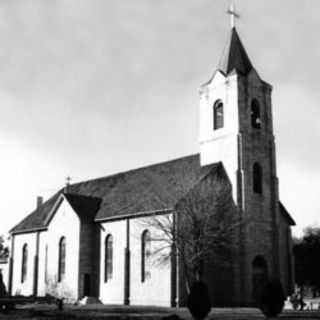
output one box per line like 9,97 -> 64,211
0,305 -> 320,320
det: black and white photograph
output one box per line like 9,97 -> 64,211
0,1 -> 319,319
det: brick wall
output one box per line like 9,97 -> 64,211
78,222 -> 100,298
278,213 -> 294,296
176,166 -> 238,307
198,68 -> 292,306
237,71 -> 281,304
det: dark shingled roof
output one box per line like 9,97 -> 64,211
217,27 -> 253,76
69,154 -> 218,220
10,192 -> 61,234
279,202 -> 296,226
63,193 -> 101,222
11,154 -> 219,234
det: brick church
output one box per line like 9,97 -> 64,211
8,23 -> 295,307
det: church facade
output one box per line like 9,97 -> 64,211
8,26 -> 295,307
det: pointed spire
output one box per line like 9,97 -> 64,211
217,27 -> 253,76
218,2 -> 252,75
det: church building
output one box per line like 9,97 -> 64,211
8,21 -> 295,307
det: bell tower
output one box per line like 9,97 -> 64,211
199,26 -> 256,202
199,17 -> 281,304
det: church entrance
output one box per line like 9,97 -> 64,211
83,274 -> 91,297
252,256 -> 268,304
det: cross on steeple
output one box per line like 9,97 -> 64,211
227,2 -> 240,28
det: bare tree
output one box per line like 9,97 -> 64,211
141,167 -> 240,293
0,234 -> 9,259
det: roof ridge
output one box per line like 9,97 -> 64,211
63,192 -> 102,200
70,153 -> 200,187
10,154 -> 222,234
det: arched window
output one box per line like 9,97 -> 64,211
213,100 -> 224,130
21,244 -> 28,283
58,237 -> 66,282
141,230 -> 151,282
44,244 -> 48,284
251,99 -> 261,129
253,163 -> 263,194
104,235 -> 113,282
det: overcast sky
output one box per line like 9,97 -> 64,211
0,0 -> 319,236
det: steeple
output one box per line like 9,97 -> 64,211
217,27 -> 253,76
200,8 -> 284,305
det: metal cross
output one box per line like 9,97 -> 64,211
65,176 -> 72,186
227,2 -> 240,28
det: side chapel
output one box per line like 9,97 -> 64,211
8,18 -> 295,307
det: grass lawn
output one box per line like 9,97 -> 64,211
0,305 -> 320,320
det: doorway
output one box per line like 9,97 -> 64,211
83,274 -> 91,297
252,255 -> 268,304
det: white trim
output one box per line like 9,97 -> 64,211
43,194 -> 65,226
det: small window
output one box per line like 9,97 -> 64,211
251,99 -> 261,129
104,235 -> 113,282
213,100 -> 224,130
21,244 -> 28,283
253,163 -> 263,194
58,237 -> 66,282
141,230 -> 151,282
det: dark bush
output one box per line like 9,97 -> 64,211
259,279 -> 285,318
187,281 -> 211,320
0,272 -> 7,298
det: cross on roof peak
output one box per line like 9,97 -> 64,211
227,2 -> 240,28
65,176 -> 72,186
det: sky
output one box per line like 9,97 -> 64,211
0,0 -> 319,237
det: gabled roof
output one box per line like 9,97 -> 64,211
10,192 -> 61,234
217,27 -> 253,76
69,154 -> 218,221
63,193 -> 101,222
279,202 -> 296,226
11,154 -> 219,234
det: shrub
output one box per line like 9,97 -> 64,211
187,281 -> 211,320
259,279 -> 285,318
0,272 -> 7,297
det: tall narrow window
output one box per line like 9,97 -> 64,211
104,235 -> 113,282
141,230 -> 151,282
44,244 -> 48,284
58,237 -> 66,282
213,100 -> 224,130
253,163 -> 263,194
21,244 -> 28,283
251,99 -> 261,129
